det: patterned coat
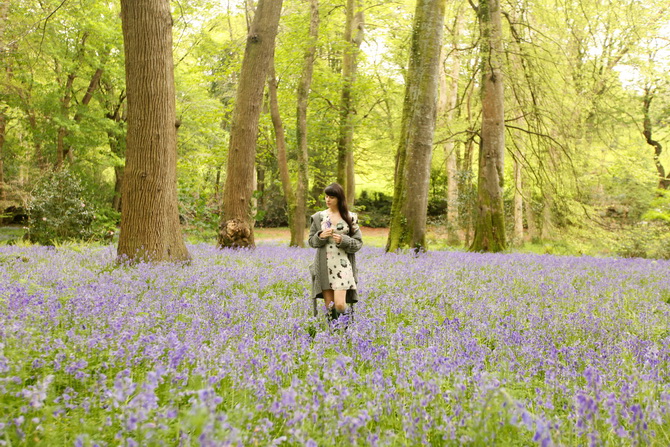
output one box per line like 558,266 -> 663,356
307,210 -> 363,316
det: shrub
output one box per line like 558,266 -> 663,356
642,189 -> 670,224
355,190 -> 391,228
614,221 -> 670,260
26,170 -> 101,245
255,184 -> 289,228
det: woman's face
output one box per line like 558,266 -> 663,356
325,194 -> 338,209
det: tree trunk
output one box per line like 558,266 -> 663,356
218,0 -> 283,248
105,85 -> 127,212
267,57 -> 297,241
386,0 -> 447,252
540,192 -> 553,239
56,73 -> 76,169
513,152 -> 523,244
64,68 -> 104,162
336,0 -> 364,206
26,112 -> 45,169
113,166 -> 124,212
522,168 -> 538,240
117,0 -> 190,262
643,86 -> 669,190
525,196 -> 538,239
470,0 -> 506,252
463,133 -> 475,246
438,9 -> 463,244
0,112 -> 5,201
294,0 -> 319,246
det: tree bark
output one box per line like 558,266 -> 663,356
104,84 -> 127,212
218,0 -> 283,248
56,73 -> 76,169
642,86 -> 669,190
462,132 -> 476,246
0,2 -> 8,200
524,186 -> 538,240
0,112 -> 5,201
336,0 -> 364,206
294,0 -> 319,246
513,152 -> 523,244
540,192 -> 553,239
113,166 -> 124,212
268,57 -> 295,224
470,0 -> 507,252
117,0 -> 190,262
438,9 -> 463,244
386,0 -> 447,252
267,57 -> 296,239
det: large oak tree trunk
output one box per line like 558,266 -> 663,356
218,0 -> 283,248
470,0 -> 506,252
336,0 -> 364,206
117,0 -> 189,262
386,0 -> 447,252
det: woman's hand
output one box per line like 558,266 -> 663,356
332,233 -> 342,244
319,228 -> 334,239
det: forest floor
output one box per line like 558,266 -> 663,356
2,224 -> 666,259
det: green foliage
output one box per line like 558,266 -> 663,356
255,184 -> 289,228
26,170 -> 108,245
178,183 -> 220,235
614,222 -> 670,260
2,0 -> 670,252
611,190 -> 670,259
355,190 -> 392,228
642,190 -> 670,223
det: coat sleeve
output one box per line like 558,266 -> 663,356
337,214 -> 363,253
308,214 -> 327,248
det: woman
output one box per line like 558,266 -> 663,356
308,183 -> 363,326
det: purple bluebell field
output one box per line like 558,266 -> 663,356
1,244 -> 670,446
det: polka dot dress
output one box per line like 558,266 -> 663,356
321,210 -> 357,291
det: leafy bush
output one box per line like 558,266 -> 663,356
26,170 -> 103,245
614,221 -> 670,260
355,190 -> 391,228
255,183 -> 289,228
642,190 -> 670,223
178,185 -> 220,234
614,191 -> 670,259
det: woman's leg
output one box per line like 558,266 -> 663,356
333,290 -> 347,312
322,289 -> 334,312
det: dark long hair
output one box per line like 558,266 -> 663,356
324,183 -> 353,235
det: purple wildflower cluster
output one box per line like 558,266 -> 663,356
1,244 -> 669,445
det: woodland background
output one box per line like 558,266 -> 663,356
1,0 -> 669,257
